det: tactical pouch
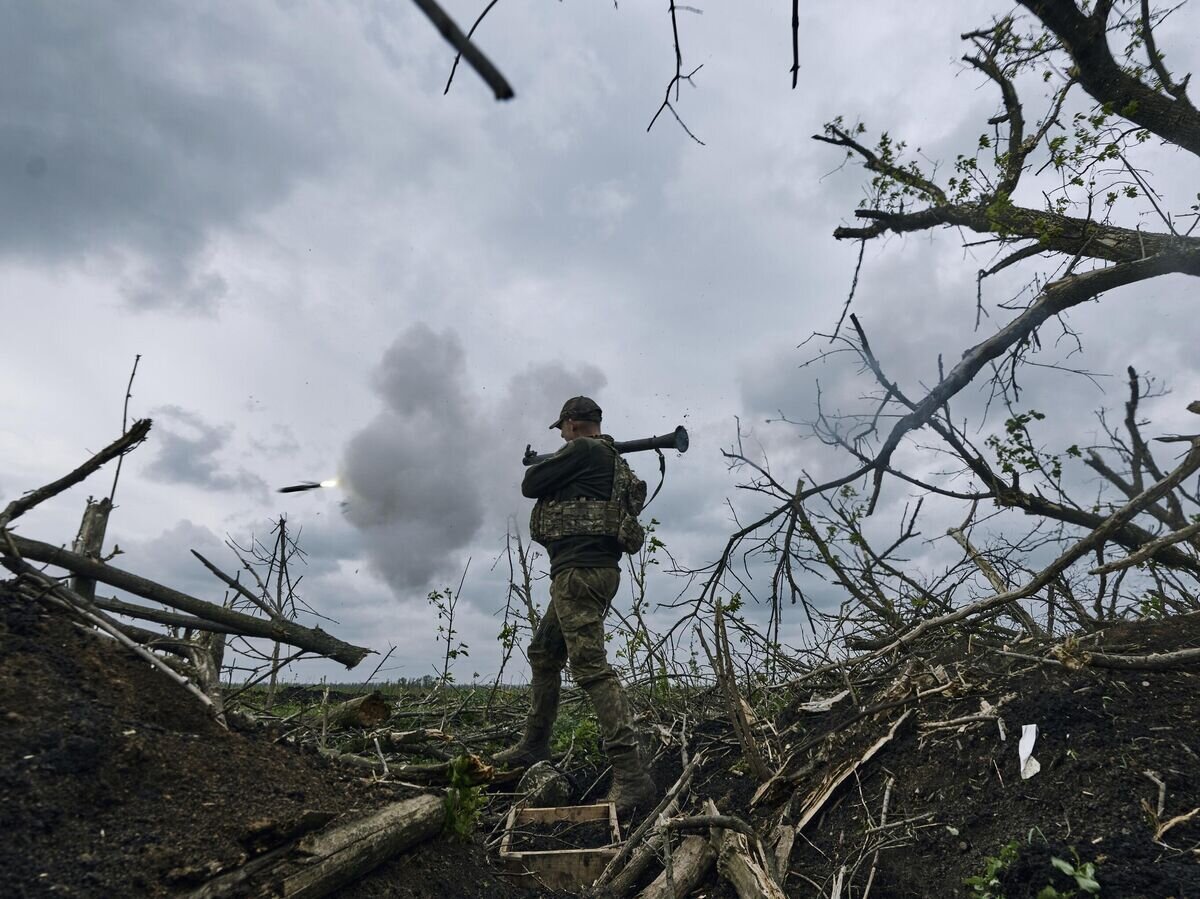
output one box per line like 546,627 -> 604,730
530,498 -> 622,545
615,513 -> 645,554
613,453 -> 647,553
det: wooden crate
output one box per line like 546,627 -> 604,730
498,802 -> 622,891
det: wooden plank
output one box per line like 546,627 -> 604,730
515,802 -> 612,825
500,803 -> 621,891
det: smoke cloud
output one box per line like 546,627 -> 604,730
339,325 -> 609,597
340,325 -> 485,592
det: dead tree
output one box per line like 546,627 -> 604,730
220,516 -> 318,709
670,0 -> 1200,769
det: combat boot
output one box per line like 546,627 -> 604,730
493,674 -> 559,767
581,675 -> 657,816
605,746 -> 657,817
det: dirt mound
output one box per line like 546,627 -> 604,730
5,576 -> 1198,898
0,584 -> 531,898
782,616 -> 1200,898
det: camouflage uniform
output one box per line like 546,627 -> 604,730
527,567 -> 638,760
496,398 -> 654,814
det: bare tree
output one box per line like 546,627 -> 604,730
686,0 -> 1200,686
221,515 -> 327,709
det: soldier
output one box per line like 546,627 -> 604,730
494,396 -> 657,816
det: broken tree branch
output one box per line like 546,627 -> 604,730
1083,646 -> 1200,670
636,834 -> 716,899
856,440 -> 1200,663
191,549 -> 283,621
948,522 -> 1044,637
1089,519 -> 1200,575
3,533 -> 372,667
189,793 -> 445,899
0,418 -> 151,530
412,0 -> 514,100
593,752 -> 704,891
92,595 -> 246,636
708,799 -> 787,899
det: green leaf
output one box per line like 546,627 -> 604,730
1050,857 -> 1075,875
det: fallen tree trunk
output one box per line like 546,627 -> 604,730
5,534 -> 370,668
338,729 -> 452,755
316,749 -> 522,788
636,835 -> 716,899
318,747 -> 387,776
93,595 -> 246,635
1084,646 -> 1200,670
327,692 -> 391,729
712,821 -> 787,899
281,793 -> 446,897
189,794 -> 446,899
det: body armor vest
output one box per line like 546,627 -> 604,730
530,440 -> 646,553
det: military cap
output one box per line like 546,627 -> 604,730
550,396 -> 603,429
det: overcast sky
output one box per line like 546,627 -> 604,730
3,1 -> 1198,685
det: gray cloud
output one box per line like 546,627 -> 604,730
142,405 -> 268,495
108,518 -> 228,604
249,424 -> 301,459
492,362 -> 609,454
0,2 -> 334,312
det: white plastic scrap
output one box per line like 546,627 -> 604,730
1019,724 -> 1041,779
793,689 -> 850,714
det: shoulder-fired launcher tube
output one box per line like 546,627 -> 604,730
522,425 -> 688,466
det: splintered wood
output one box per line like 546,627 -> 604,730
706,800 -> 787,899
635,835 -> 715,899
794,710 -> 913,833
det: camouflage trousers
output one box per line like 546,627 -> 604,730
527,567 -> 638,756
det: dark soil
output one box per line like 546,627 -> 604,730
334,837 -> 544,899
6,575 -> 1198,898
786,615 -> 1200,899
511,818 -> 614,853
0,585 -> 544,898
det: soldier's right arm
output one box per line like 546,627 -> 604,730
521,439 -> 586,498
